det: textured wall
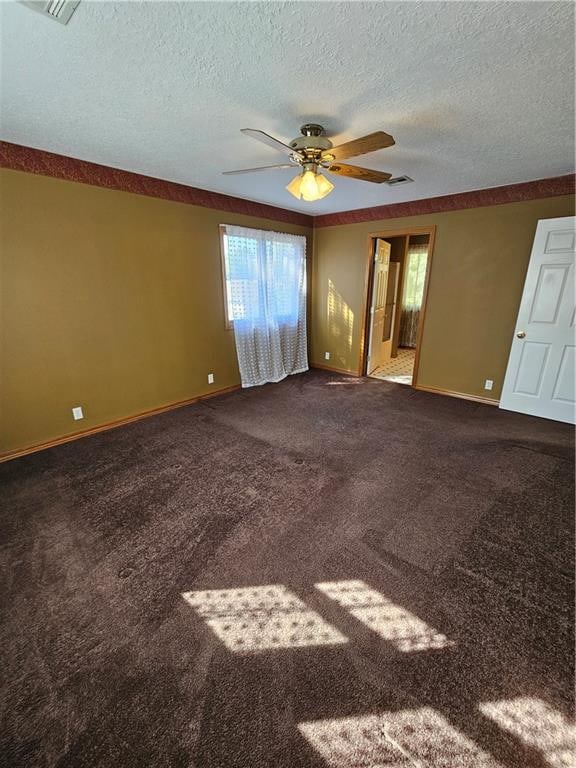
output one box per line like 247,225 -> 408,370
0,169 -> 311,455
311,195 -> 575,398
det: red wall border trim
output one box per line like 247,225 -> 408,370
313,175 -> 576,228
1,142 -> 573,228
0,141 -> 313,227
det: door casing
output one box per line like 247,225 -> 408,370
360,226 -> 436,387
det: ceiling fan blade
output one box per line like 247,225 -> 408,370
241,128 -> 303,158
223,164 -> 295,175
323,131 -> 395,161
326,163 -> 392,183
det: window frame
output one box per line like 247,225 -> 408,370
219,224 -> 234,330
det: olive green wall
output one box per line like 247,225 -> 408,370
311,195 -> 575,398
2,166 -> 573,458
0,169 -> 311,455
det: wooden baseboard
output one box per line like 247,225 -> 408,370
310,366 -> 498,406
311,362 -> 361,376
1,378 -> 498,463
413,383 -> 499,406
0,383 -> 241,463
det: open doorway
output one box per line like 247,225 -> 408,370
361,227 -> 435,387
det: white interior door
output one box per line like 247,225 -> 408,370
500,216 -> 575,424
367,239 -> 391,374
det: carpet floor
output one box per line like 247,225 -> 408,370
0,370 -> 574,768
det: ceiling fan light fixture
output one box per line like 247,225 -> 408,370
286,173 -> 304,199
286,169 -> 334,202
315,173 -> 334,198
300,170 -> 321,201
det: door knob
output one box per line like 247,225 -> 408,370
516,331 -> 526,339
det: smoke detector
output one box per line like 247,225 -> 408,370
21,1 -> 80,25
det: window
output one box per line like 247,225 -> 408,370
402,244 -> 428,310
219,224 -> 308,388
220,224 -> 306,328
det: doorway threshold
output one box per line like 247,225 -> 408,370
369,347 -> 415,385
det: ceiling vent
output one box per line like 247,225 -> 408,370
386,175 -> 414,187
21,0 -> 80,25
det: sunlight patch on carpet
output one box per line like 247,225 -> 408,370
182,584 -> 348,652
298,707 -> 502,767
378,373 -> 413,385
325,378 -> 363,386
479,697 -> 576,767
315,579 -> 453,653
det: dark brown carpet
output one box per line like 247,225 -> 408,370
1,370 -> 574,768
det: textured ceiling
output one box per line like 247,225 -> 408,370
1,1 -> 574,214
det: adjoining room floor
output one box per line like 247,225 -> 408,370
1,370 -> 574,768
370,347 -> 415,384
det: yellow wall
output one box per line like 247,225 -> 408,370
311,195 -> 575,398
0,169 -> 311,455
2,165 -> 573,458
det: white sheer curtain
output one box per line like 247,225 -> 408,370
223,225 -> 308,388
399,244 -> 428,348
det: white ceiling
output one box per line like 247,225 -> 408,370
1,1 -> 574,214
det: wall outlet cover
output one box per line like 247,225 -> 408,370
325,352 -> 331,360
484,379 -> 494,391
72,406 -> 84,420
208,373 -> 214,384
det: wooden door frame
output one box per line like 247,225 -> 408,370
359,225 -> 436,387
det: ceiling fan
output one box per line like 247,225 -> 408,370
223,123 -> 395,202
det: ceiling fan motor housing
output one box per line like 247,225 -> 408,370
289,124 -> 333,156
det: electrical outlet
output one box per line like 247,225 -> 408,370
484,379 -> 494,391
325,352 -> 331,361
208,373 -> 214,384
72,406 -> 84,420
